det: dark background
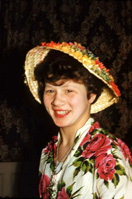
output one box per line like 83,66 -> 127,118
0,0 -> 132,198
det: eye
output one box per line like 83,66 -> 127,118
66,89 -> 73,93
45,89 -> 54,93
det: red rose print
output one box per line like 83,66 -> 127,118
80,132 -> 91,146
57,187 -> 69,199
54,143 -> 57,157
39,174 -> 50,199
129,155 -> 132,165
44,141 -> 53,155
89,122 -> 100,133
53,135 -> 58,141
117,138 -> 131,159
95,154 -> 116,181
82,133 -> 112,158
117,138 -> 132,165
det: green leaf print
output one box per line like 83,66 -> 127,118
66,183 -> 75,196
72,157 -> 83,167
112,173 -> 120,188
104,180 -> 109,188
96,172 -> 99,179
74,146 -> 83,157
90,129 -> 99,136
71,186 -> 83,199
72,157 -> 94,177
73,167 -> 81,178
93,192 -> 100,199
115,164 -> 126,175
81,160 -> 89,174
47,157 -> 53,163
82,159 -> 94,174
57,181 -> 83,199
73,135 -> 80,146
111,150 -> 122,160
50,162 -> 54,172
120,195 -> 124,199
57,180 -> 66,191
89,160 -> 94,173
111,143 -> 119,150
130,176 -> 132,182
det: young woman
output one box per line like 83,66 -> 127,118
24,41 -> 132,199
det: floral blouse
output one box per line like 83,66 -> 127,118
39,118 -> 132,199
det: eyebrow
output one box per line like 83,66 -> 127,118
45,81 -> 78,88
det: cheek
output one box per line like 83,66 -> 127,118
43,95 -> 50,108
69,95 -> 87,107
68,95 -> 78,105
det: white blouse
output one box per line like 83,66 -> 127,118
39,118 -> 132,199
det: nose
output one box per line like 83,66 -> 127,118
51,92 -> 65,106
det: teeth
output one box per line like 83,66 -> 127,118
55,111 -> 69,115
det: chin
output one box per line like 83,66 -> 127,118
54,121 -> 68,128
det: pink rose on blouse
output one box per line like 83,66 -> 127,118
89,122 -> 100,133
117,138 -> 132,165
54,142 -> 57,157
129,155 -> 132,165
53,135 -> 58,141
95,154 -> 116,181
39,174 -> 50,199
57,187 -> 69,199
80,132 -> 91,146
44,141 -> 53,155
117,138 -> 131,159
82,133 -> 112,158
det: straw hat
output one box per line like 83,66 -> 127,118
24,41 -> 121,114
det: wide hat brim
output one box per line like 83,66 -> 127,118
24,42 -> 120,114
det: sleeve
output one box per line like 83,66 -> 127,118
39,148 -> 48,174
94,142 -> 132,199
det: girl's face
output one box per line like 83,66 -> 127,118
43,79 -> 95,130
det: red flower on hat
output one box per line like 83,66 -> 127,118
41,41 -> 61,47
95,59 -> 105,70
110,81 -> 121,96
41,42 -> 46,46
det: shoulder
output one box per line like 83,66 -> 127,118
41,135 -> 58,155
83,121 -> 132,195
81,120 -> 132,169
89,121 -> 132,177
39,135 -> 58,173
92,121 -> 131,157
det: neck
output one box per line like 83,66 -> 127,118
60,116 -> 90,147
59,128 -> 76,147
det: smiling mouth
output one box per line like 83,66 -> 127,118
54,110 -> 70,117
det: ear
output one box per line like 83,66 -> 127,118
88,93 -> 97,104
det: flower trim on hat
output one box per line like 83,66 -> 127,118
41,41 -> 121,97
